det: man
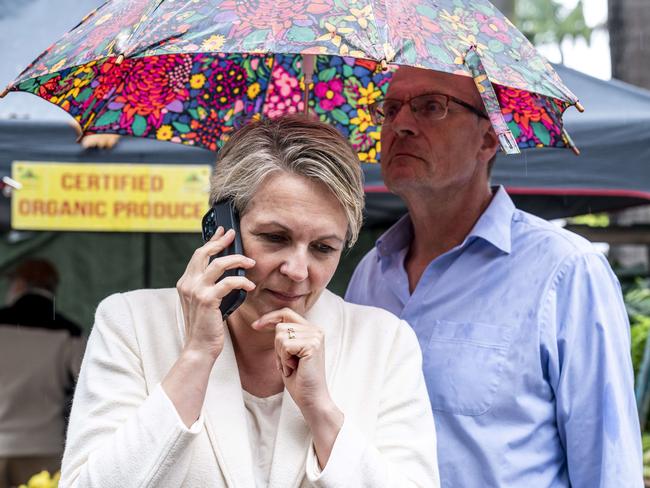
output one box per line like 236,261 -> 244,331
346,66 -> 643,487
0,258 -> 84,488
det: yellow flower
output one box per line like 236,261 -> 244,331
201,34 -> 226,52
457,34 -> 488,55
156,125 -> 173,141
51,58 -> 67,72
439,9 -> 467,31
350,108 -> 372,133
357,82 -> 381,106
343,5 -> 373,29
473,74 -> 488,94
63,77 -> 90,99
317,22 -> 353,48
95,13 -> 113,26
247,82 -> 261,99
358,147 -> 377,163
25,470 -> 56,488
190,73 -> 206,89
72,62 -> 96,77
447,45 -> 464,65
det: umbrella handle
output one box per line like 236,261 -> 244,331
464,47 -> 520,155
302,54 -> 316,114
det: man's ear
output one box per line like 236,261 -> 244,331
478,124 -> 499,165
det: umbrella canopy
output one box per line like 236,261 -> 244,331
5,59 -> 650,232
2,0 -> 579,158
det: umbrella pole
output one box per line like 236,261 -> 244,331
302,54 -> 316,114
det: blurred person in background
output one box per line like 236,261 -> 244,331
0,258 -> 84,488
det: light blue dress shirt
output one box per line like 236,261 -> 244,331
346,187 -> 643,488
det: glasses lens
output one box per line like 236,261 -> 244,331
381,100 -> 404,123
411,94 -> 448,121
369,101 -> 384,125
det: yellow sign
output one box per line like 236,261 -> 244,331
11,162 -> 212,232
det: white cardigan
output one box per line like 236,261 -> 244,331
60,288 -> 439,487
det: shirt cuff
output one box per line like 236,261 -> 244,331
305,416 -> 367,486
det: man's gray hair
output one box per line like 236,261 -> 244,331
209,115 -> 364,247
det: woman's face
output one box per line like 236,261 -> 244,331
237,172 -> 348,318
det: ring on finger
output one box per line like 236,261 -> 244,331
287,327 -> 296,340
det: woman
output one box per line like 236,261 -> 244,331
60,116 -> 439,487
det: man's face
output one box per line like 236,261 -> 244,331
379,67 -> 497,198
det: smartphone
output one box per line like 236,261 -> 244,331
201,199 -> 247,319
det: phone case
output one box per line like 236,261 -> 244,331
201,200 -> 247,319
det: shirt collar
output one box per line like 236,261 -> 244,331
466,185 -> 514,254
376,213 -> 413,258
375,185 -> 514,257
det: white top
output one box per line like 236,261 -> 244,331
60,288 -> 439,487
242,390 -> 284,487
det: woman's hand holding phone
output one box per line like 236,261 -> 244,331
176,226 -> 257,361
164,227 -> 256,427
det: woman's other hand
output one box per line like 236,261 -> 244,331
176,226 -> 256,360
163,227 -> 256,427
252,307 -> 343,468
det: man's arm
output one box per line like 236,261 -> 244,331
541,252 -> 643,488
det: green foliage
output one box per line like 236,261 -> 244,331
624,278 -> 650,378
514,0 -> 593,62
631,316 -> 650,379
644,433 -> 650,478
567,213 -> 610,227
625,278 -> 650,318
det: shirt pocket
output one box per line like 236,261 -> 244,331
423,319 -> 513,416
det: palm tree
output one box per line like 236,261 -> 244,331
514,0 -> 593,64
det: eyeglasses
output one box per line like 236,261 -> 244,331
368,92 -> 488,125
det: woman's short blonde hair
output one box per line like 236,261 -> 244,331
209,115 -> 364,247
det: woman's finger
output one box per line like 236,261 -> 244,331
213,276 -> 257,299
202,254 -> 255,285
277,339 -> 303,377
251,307 -> 308,331
184,228 -> 236,276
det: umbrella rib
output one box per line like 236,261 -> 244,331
111,0 -> 166,59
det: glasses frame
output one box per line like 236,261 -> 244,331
368,92 -> 489,125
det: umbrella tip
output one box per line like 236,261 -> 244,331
116,54 -> 125,65
0,86 -> 11,99
571,145 -> 581,156
575,101 -> 585,113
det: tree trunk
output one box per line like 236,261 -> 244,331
607,0 -> 650,275
609,0 -> 650,89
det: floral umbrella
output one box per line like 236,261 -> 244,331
1,0 -> 581,161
